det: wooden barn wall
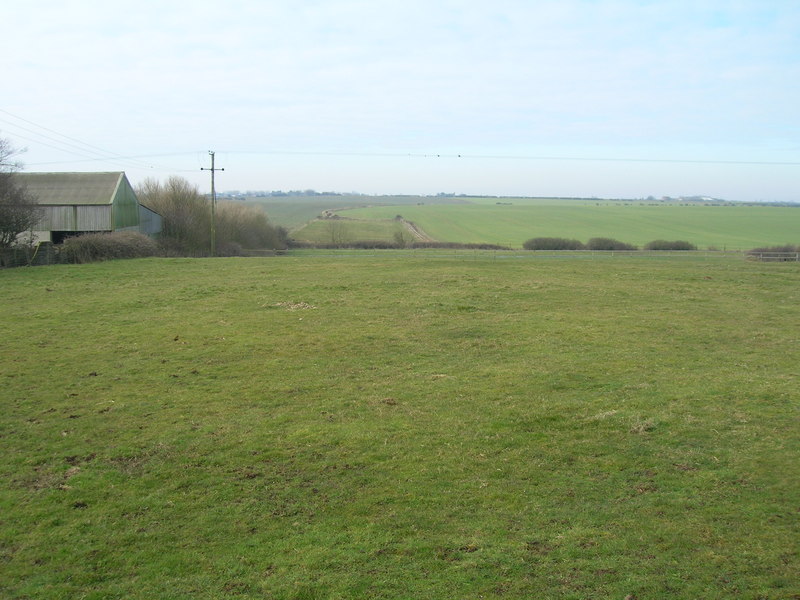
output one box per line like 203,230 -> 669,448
38,206 -> 74,230
77,205 -> 112,230
36,205 -> 112,231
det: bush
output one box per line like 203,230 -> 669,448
410,242 -> 512,250
643,240 -> 697,251
216,241 -> 244,257
586,237 -> 637,251
136,177 -> 288,256
586,238 -> 638,250
286,240 -> 513,251
748,244 -> 798,254
523,237 -> 585,250
216,202 -> 288,250
60,231 -> 158,263
137,176 -> 211,255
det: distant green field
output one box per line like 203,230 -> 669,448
247,195 -> 464,231
246,195 -> 371,230
292,217 -> 405,244
1,255 -> 799,598
340,198 -> 800,250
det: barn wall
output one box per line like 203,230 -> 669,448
139,205 -> 163,237
38,206 -> 75,230
112,175 -> 141,230
34,206 -> 113,232
77,206 -> 112,230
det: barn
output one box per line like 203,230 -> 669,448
17,171 -> 162,244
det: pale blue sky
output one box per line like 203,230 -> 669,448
1,0 -> 798,200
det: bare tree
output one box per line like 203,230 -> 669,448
0,137 -> 41,248
136,175 -> 287,255
326,219 -> 349,246
136,176 -> 211,255
216,202 -> 288,250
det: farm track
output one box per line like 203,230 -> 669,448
400,218 -> 435,242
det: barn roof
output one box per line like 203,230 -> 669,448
16,172 -> 127,206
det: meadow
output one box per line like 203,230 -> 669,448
1,254 -> 799,599
287,197 -> 800,249
248,195 -> 465,231
291,218 -> 408,246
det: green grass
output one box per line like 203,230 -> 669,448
343,199 -> 800,249
1,255 -> 799,599
292,218 -> 405,244
248,195 -> 366,230
248,195 -> 465,231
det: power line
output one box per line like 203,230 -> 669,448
201,151 -> 225,256
0,108 -> 191,172
24,152 -> 199,171
2,107 -> 796,171
14,145 -> 800,169
0,109 -> 152,168
217,149 -> 800,166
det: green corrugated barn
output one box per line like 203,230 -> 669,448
17,172 -> 162,244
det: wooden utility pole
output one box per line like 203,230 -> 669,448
201,151 -> 224,256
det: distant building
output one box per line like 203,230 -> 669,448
16,172 -> 162,244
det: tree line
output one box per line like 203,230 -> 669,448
522,237 -> 698,251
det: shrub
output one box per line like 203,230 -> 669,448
523,237 -> 585,250
643,240 -> 697,251
137,177 -> 288,256
216,202 -> 288,250
60,231 -> 158,263
216,241 -> 244,257
348,240 -> 398,249
137,176 -> 211,255
286,240 -> 513,251
410,242 -> 512,250
748,244 -> 798,254
586,237 -> 637,251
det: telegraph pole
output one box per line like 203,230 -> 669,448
201,151 -> 224,256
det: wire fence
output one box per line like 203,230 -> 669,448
744,251 -> 800,262
281,248 -> 756,261
0,243 -> 59,268
4,246 -> 799,268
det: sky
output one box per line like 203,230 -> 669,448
1,0 -> 798,201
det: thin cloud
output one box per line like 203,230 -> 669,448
1,0 -> 797,200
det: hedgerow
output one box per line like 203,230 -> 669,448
747,244 -> 798,254
643,240 -> 697,251
523,237 -> 586,250
60,231 -> 159,263
586,237 -> 638,251
289,240 -> 512,250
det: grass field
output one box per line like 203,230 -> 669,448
336,198 -> 800,249
292,218 -> 407,245
2,255 -> 799,599
247,196 -> 371,231
247,195 -> 465,231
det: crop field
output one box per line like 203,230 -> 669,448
247,196 -> 375,231
1,255 -> 799,599
293,218 -> 407,245
248,195 -> 465,231
319,198 -> 800,249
